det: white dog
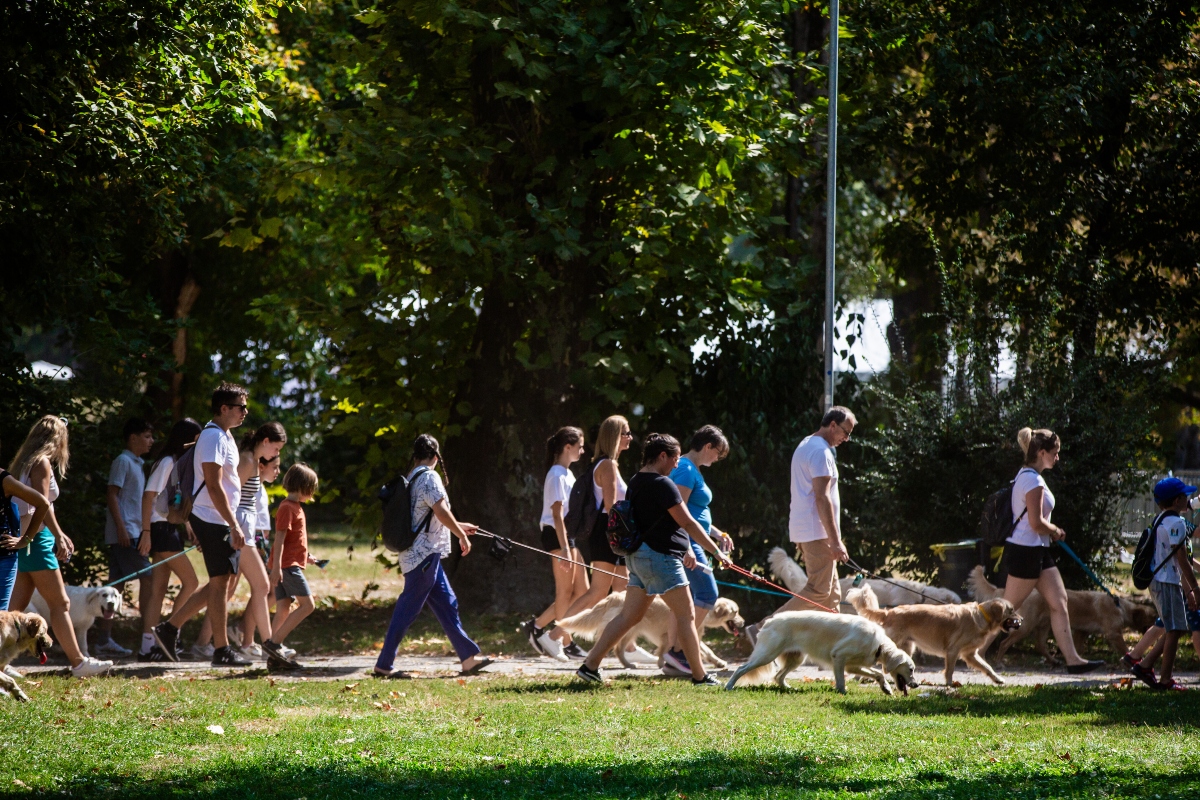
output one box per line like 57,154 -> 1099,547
28,586 -> 122,657
768,547 -> 962,609
725,610 -> 916,695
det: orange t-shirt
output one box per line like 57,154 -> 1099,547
275,499 -> 308,570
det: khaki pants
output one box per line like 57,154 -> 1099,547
779,538 -> 841,614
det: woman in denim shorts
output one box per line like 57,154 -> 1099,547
576,434 -> 731,686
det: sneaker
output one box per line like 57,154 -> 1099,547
691,673 -> 720,687
70,657 -> 113,678
1130,662 -> 1158,689
93,639 -> 132,658
661,662 -> 689,678
137,647 -> 171,663
4,665 -> 23,679
239,643 -> 263,660
1120,653 -> 1139,671
262,639 -> 285,659
537,630 -> 568,662
1066,659 -> 1105,675
624,644 -> 658,664
1156,678 -> 1188,692
211,646 -> 252,667
191,642 -> 215,660
744,622 -> 760,648
662,648 -> 691,674
523,618 -> 546,656
280,644 -> 296,659
563,642 -> 589,660
575,663 -> 603,684
151,622 -> 180,663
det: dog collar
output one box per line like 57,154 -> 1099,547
976,602 -> 994,625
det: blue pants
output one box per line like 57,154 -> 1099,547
376,554 -> 480,671
0,551 -> 17,610
684,540 -> 719,610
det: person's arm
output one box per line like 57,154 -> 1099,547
201,461 -> 243,548
29,459 -> 72,559
551,501 -> 572,571
812,475 -> 848,561
595,460 -> 619,513
1,475 -> 49,549
237,450 -> 257,485
141,486 -> 156,549
1173,538 -> 1199,609
677,485 -> 692,504
1024,486 -> 1063,540
667,504 -> 730,565
106,485 -> 131,548
431,498 -> 476,557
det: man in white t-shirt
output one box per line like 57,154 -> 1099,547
152,382 -> 252,667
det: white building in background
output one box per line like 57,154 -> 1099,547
31,361 -> 74,380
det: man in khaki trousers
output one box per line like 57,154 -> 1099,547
746,406 -> 855,643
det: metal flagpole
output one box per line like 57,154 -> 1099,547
823,0 -> 839,411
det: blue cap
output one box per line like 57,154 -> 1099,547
1154,477 -> 1197,504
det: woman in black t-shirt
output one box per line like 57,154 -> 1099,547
576,434 -> 731,686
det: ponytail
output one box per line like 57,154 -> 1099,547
412,433 -> 449,486
546,426 -> 584,470
1017,427 -> 1059,465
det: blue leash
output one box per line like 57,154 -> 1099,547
715,578 -> 791,599
1055,541 -> 1121,607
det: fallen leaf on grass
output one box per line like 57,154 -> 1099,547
25,680 -> 41,688
206,725 -> 225,736
494,764 -> 506,770
989,757 -> 998,763
389,690 -> 405,698
12,779 -> 27,787
456,679 -> 467,686
1059,752 -> 1071,761
342,683 -> 359,692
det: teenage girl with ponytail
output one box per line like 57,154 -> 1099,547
523,427 -> 590,660
374,434 -> 492,679
1002,427 -> 1102,674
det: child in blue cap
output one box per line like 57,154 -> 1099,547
1129,477 -> 1199,691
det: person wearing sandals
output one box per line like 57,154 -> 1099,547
1001,427 -> 1103,675
374,435 -> 492,679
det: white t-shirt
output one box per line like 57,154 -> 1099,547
789,434 -> 840,543
190,423 -> 240,526
146,456 -> 174,524
540,464 -> 575,528
1153,514 -> 1191,585
399,468 -> 451,574
1008,468 -> 1053,547
255,483 -> 270,531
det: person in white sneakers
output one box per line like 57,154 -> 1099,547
7,415 -> 112,677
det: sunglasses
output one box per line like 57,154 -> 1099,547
620,431 -> 633,438
225,403 -> 248,411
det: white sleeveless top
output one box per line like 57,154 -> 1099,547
16,465 -> 59,522
592,458 -> 627,510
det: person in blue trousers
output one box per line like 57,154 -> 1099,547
373,434 -> 493,679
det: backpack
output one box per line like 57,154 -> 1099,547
164,443 -> 202,525
606,499 -> 643,557
0,469 -> 21,549
563,460 -> 601,540
1132,511 -> 1188,590
378,467 -> 434,554
978,468 -> 1034,546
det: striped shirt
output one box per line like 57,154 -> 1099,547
238,474 -> 261,512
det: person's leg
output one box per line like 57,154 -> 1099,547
777,539 -> 839,614
660,584 -> 704,680
1035,568 -> 1086,665
422,560 -> 484,668
582,588 -> 653,672
1160,631 -> 1181,682
143,555 -> 173,632
1001,575 -> 1038,611
686,541 -> 717,635
168,553 -> 200,613
0,554 -> 17,610
570,548 -> 590,600
375,556 -> 439,672
1191,631 -> 1200,659
1128,624 -> 1163,661
9,572 -> 33,615
30,569 -> 85,667
271,597 -> 293,640
272,595 -> 313,644
238,550 -> 272,646
564,568 -> 618,617
206,574 -> 234,649
538,550 -> 577,644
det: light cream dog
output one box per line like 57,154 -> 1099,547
769,547 -> 962,609
724,610 -> 915,694
849,584 -> 1021,685
556,592 -> 743,669
28,585 -> 122,657
0,612 -> 53,701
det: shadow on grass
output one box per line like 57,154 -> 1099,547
63,752 -> 1200,799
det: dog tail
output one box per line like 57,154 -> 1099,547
557,593 -> 624,641
768,547 -> 808,593
734,660 -> 781,687
965,565 -> 1002,601
847,585 -> 886,623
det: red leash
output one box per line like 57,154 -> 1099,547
721,562 -> 837,614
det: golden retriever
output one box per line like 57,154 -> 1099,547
556,593 -> 743,669
725,610 -> 916,695
0,612 -> 53,702
849,584 -> 1021,685
966,566 -> 1158,661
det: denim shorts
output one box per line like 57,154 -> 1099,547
684,540 -> 718,610
626,545 -> 690,596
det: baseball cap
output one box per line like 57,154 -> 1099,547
1153,476 -> 1197,505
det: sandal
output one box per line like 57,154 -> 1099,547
373,668 -> 414,680
460,657 -> 494,676
1156,678 -> 1187,692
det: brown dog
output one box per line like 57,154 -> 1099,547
966,565 -> 1157,662
0,612 -> 53,701
848,584 -> 1021,685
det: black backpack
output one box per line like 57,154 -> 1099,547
978,470 -> 1034,546
378,467 -> 434,554
1132,511 -> 1188,590
563,460 -> 601,540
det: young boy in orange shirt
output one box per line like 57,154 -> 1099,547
264,463 -> 319,670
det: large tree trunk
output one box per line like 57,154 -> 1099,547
145,251 -> 200,422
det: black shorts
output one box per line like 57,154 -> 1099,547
1002,542 -> 1056,580
586,512 -> 625,566
189,514 -> 240,578
150,520 -> 185,554
540,525 -> 575,553
108,544 -> 151,588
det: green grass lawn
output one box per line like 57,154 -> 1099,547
4,674 -> 1199,799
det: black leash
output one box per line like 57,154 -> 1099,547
472,529 -> 627,581
844,556 -> 953,606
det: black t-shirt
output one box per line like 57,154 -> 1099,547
627,471 -> 688,558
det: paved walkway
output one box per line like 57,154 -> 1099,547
14,652 -> 1192,689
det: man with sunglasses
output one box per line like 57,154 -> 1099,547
746,406 -> 856,644
152,382 -> 253,667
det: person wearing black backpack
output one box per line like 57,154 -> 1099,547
1001,427 -> 1103,674
373,434 -> 492,679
